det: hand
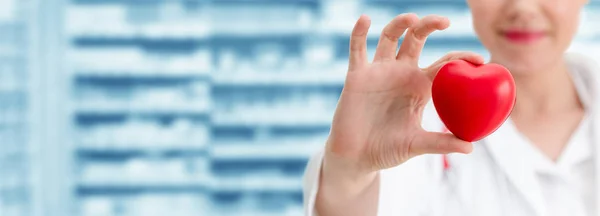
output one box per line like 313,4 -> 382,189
325,14 -> 484,179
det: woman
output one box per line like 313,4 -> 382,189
302,0 -> 599,215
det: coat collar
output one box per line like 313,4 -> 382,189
481,52 -> 600,216
568,53 -> 600,216
558,52 -> 600,215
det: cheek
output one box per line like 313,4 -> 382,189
547,0 -> 586,44
472,16 -> 496,41
551,9 -> 581,48
469,6 -> 499,44
468,1 -> 504,47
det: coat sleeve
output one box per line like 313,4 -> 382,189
302,148 -> 324,216
302,102 -> 446,216
302,149 -> 445,216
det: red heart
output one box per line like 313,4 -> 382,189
431,59 -> 516,142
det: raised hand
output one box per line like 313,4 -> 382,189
325,13 -> 484,177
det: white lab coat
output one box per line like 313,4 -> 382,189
302,52 -> 600,216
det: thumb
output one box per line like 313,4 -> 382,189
409,130 -> 473,156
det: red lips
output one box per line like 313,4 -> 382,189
432,60 -> 516,142
503,30 -> 546,44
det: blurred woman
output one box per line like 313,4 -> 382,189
303,0 -> 599,215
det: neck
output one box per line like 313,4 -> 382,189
502,58 -> 583,117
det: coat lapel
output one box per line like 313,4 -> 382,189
483,121 -> 546,216
565,53 -> 600,215
478,52 -> 600,216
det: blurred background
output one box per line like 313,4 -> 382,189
2,0 -> 600,216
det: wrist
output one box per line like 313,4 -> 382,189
321,151 -> 379,194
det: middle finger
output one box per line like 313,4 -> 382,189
396,15 -> 450,63
373,13 -> 419,62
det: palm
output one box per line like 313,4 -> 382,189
325,14 -> 482,173
347,61 -> 422,91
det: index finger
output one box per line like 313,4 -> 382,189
396,15 -> 450,63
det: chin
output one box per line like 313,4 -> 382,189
490,49 -> 563,77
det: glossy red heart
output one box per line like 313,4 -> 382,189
431,59 -> 516,142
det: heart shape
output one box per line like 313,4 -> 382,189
431,59 -> 516,142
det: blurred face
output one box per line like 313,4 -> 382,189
467,0 -> 588,75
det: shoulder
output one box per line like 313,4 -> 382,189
565,51 -> 600,66
564,52 -> 600,107
565,52 -> 600,81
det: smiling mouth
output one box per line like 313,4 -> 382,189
501,30 -> 547,44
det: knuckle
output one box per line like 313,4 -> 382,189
352,30 -> 368,38
444,51 -> 463,60
434,135 -> 449,151
382,29 -> 399,42
403,132 -> 416,158
349,41 -> 363,52
446,51 -> 462,56
392,19 -> 407,30
412,28 -> 427,40
415,19 -> 439,39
